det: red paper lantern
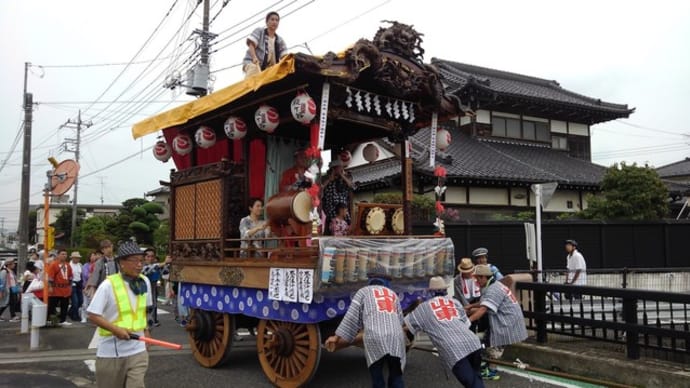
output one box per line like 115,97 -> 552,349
224,116 -> 247,140
153,140 -> 171,162
290,92 -> 317,124
195,125 -> 216,149
172,134 -> 193,156
254,104 -> 280,133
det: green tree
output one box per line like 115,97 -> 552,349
110,198 -> 165,245
79,216 -> 113,248
52,208 -> 86,247
153,219 -> 170,256
582,163 -> 668,220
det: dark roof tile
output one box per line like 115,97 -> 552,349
656,158 -> 690,178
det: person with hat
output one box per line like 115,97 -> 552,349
405,277 -> 484,387
468,265 -> 528,381
85,240 -> 119,299
322,158 -> 355,235
471,248 -> 503,281
87,240 -> 152,388
564,239 -> 587,286
47,249 -> 74,326
325,266 -> 406,388
454,258 -> 481,307
68,251 -> 84,322
0,258 -> 21,322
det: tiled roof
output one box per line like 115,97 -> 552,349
352,131 -> 606,188
656,158 -> 690,178
349,158 -> 401,188
432,59 -> 634,120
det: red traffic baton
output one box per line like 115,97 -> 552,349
129,334 -> 183,350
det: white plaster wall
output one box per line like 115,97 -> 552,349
510,187 -> 529,207
460,116 -> 471,126
551,120 -> 567,134
476,110 -> 491,124
568,122 -> 589,136
444,187 -> 467,204
528,190 -> 580,212
469,187 -> 509,205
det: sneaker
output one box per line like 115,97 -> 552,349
60,321 -> 73,326
481,368 -> 500,381
9,317 -> 20,322
153,321 -> 161,327
0,318 -> 5,322
80,319 -> 87,323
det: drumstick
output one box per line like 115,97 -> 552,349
129,334 -> 183,350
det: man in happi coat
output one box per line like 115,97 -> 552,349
405,276 -> 484,387
468,265 -> 528,381
325,267 -> 406,388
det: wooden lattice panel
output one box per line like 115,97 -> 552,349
175,185 -> 196,240
195,179 -> 222,239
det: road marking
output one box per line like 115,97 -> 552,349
499,366 -> 604,388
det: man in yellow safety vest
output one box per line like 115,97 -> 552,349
87,240 -> 152,388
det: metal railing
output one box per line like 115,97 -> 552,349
516,281 -> 690,361
516,268 -> 690,293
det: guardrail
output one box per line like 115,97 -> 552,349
515,281 -> 690,360
516,268 -> 690,293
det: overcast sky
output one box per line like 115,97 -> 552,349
1,0 -> 689,232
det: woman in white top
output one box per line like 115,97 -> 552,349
239,198 -> 270,257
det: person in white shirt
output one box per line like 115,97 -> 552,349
87,241 -> 152,388
68,251 -> 84,322
565,239 -> 587,286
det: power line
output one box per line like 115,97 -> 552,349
82,0 -> 182,117
616,119 -> 689,137
0,121 -> 24,175
81,145 -> 154,180
304,0 -> 390,43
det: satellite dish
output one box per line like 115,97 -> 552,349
51,159 -> 79,196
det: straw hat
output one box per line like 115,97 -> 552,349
473,264 -> 493,277
457,258 -> 475,273
70,251 -> 82,258
428,276 -> 447,291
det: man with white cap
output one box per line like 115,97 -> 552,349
325,266 -> 406,388
468,264 -> 528,380
453,258 -> 481,307
405,276 -> 484,387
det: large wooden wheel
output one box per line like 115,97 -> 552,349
256,319 -> 321,387
186,309 -> 234,368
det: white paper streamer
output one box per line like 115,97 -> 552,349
429,112 -> 438,167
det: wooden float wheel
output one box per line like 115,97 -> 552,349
186,309 -> 234,368
257,320 -> 321,388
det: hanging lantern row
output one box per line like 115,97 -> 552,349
153,92 -> 318,161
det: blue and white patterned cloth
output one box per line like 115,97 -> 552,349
180,283 -> 427,324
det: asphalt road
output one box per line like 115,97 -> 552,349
0,306 -> 591,388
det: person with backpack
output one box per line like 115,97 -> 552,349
85,240 -> 119,299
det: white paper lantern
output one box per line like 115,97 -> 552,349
195,126 -> 216,149
339,150 -> 352,167
362,143 -> 379,163
224,116 -> 247,140
172,133 -> 193,156
254,104 -> 280,133
436,128 -> 452,151
290,92 -> 317,124
153,140 -> 171,162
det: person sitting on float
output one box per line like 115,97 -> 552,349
242,11 -> 288,77
239,198 -> 270,257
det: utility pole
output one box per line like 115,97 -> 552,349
18,62 -> 33,275
196,0 -> 212,96
61,110 -> 91,247
99,176 -> 105,205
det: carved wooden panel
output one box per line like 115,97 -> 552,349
196,179 -> 222,239
174,185 -> 196,240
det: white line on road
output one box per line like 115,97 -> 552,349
499,366 -> 598,388
83,359 -> 96,373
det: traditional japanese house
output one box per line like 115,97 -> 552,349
348,59 -> 635,220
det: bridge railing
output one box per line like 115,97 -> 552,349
515,281 -> 690,360
515,268 -> 690,293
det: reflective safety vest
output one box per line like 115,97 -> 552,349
98,274 -> 147,336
